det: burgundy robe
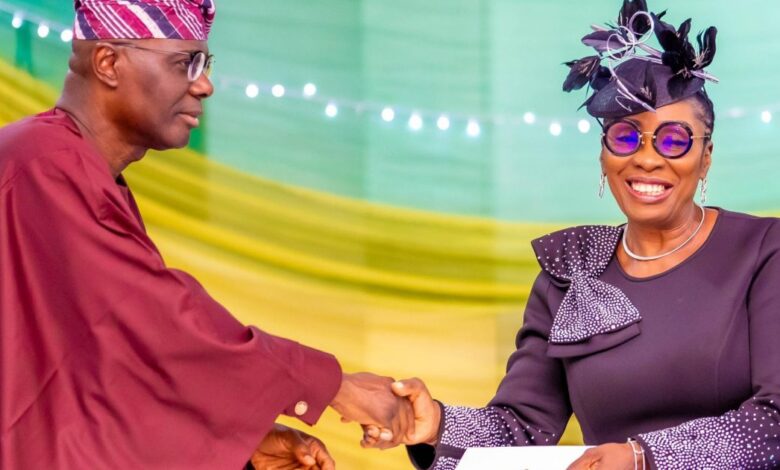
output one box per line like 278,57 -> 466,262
0,109 -> 342,469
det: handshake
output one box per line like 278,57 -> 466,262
250,372 -> 440,469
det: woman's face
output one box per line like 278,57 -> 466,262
601,98 -> 713,228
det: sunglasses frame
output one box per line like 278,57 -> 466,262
600,120 -> 711,159
110,42 -> 214,82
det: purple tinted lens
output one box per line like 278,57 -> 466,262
606,122 -> 640,155
655,123 -> 692,158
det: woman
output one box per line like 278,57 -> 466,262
364,1 -> 780,469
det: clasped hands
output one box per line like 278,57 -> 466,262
250,372 -> 642,469
331,374 -> 440,450
248,372 -> 435,470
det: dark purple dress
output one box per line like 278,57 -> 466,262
410,209 -> 780,469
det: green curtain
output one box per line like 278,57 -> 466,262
2,0 -> 778,221
1,1 -> 779,468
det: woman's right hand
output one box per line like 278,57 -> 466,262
360,378 -> 442,449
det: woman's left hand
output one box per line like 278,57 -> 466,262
566,443 -> 640,470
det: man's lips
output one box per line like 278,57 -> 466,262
178,112 -> 201,128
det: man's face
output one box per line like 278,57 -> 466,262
113,39 -> 213,150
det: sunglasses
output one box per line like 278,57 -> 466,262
601,120 -> 711,159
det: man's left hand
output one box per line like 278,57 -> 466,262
250,424 -> 335,470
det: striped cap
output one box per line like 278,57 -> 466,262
74,0 -> 216,41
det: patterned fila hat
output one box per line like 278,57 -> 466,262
74,0 -> 216,41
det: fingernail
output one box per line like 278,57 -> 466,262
303,456 -> 316,465
379,430 -> 393,441
393,381 -> 404,388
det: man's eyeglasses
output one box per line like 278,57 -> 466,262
601,120 -> 711,159
111,42 -> 214,82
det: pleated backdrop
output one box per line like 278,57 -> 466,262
2,1 -> 779,468
0,58 -> 582,469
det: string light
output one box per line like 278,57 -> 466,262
36,22 -> 49,38
325,102 -> 339,118
302,83 -> 317,98
271,84 -> 285,98
245,84 -> 259,98
2,4 -> 780,139
11,11 -> 22,29
408,112 -> 423,131
466,119 -> 481,137
437,114 -> 451,131
381,107 -> 395,122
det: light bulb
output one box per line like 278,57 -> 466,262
466,119 -> 481,137
37,23 -> 50,38
437,115 -> 451,131
408,113 -> 423,131
303,83 -> 317,98
381,107 -> 395,122
271,84 -> 285,98
245,84 -> 259,98
11,13 -> 23,29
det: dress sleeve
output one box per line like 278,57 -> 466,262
408,272 -> 573,470
635,219 -> 780,470
0,152 -> 342,469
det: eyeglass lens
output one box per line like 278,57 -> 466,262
188,52 -> 207,82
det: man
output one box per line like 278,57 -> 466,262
0,0 -> 412,468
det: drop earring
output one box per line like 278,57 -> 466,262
598,173 -> 606,199
700,176 -> 708,204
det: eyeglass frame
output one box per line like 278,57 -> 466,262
599,119 -> 711,159
109,42 -> 214,82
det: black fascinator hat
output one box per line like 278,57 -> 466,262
563,0 -> 718,119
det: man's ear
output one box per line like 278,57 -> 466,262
91,43 -> 121,88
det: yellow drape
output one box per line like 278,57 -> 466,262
0,58 -> 583,469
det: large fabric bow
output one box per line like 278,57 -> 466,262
533,225 -> 641,346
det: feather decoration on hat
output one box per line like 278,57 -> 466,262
653,13 -> 718,97
561,0 -> 718,117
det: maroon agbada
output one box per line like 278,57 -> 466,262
0,109 -> 342,468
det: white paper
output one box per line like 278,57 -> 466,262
456,446 -> 592,470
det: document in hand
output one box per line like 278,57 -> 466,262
456,446 -> 593,470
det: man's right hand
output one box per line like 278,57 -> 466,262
330,372 -> 416,446
360,377 -> 441,450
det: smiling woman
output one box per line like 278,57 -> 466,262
600,98 -> 719,279
362,1 -> 780,469
601,99 -> 713,234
